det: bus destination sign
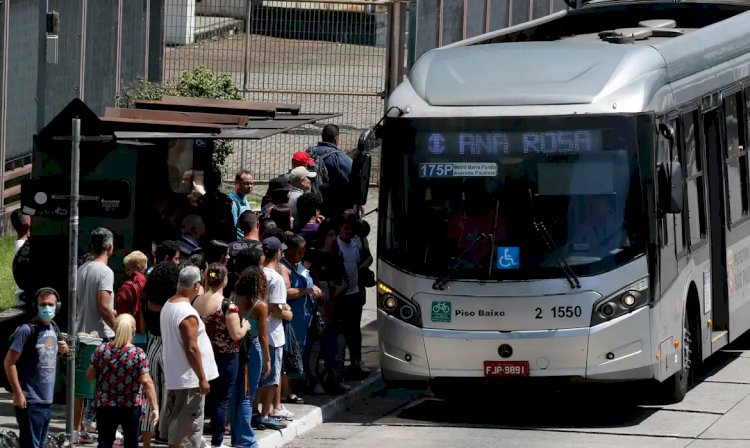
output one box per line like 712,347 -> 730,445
422,130 -> 602,157
419,162 -> 497,178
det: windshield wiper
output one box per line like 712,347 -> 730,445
533,220 -> 581,289
526,190 -> 580,289
432,234 -> 490,290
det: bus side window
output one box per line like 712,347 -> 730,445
684,110 -> 707,246
724,91 -> 749,225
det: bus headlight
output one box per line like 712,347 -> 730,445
377,282 -> 422,327
591,278 -> 649,326
382,295 -> 398,311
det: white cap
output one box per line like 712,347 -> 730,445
290,166 -> 317,183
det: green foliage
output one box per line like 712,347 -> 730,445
116,66 -> 243,168
175,66 -> 243,101
0,236 -> 18,311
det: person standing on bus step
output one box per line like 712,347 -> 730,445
309,124 -> 357,219
230,170 -> 254,240
4,288 -> 69,448
337,211 -> 373,381
74,227 -> 117,444
160,266 -> 219,447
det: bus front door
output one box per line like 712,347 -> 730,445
703,108 -> 730,349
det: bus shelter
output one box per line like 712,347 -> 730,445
16,97 -> 339,333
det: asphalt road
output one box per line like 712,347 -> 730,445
286,331 -> 750,448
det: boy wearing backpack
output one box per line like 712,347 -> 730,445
3,287 -> 68,448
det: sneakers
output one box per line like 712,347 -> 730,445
251,414 -> 261,429
256,416 -> 288,430
71,430 -> 96,444
212,444 -> 232,448
271,405 -> 295,420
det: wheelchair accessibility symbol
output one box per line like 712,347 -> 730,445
496,247 -> 520,270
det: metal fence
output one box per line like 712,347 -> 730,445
162,0 -> 570,183
163,0 -> 391,183
410,0 -> 569,63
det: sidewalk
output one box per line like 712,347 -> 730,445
0,188 -> 384,448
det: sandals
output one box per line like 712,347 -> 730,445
282,394 -> 305,404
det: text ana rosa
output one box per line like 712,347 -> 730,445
455,309 -> 506,317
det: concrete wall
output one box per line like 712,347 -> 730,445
165,0 -> 196,45
0,0 -> 162,164
196,0 -> 253,18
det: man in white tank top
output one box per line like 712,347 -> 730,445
160,266 -> 219,448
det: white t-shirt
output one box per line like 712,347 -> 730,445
263,267 -> 287,348
160,300 -> 219,390
13,240 -> 25,299
338,236 -> 363,295
76,260 -> 115,338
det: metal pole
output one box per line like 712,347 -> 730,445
65,118 -> 81,435
243,0 -> 251,92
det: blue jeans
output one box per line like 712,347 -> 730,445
15,403 -> 52,448
96,406 -> 140,448
206,352 -> 239,447
230,338 -> 262,448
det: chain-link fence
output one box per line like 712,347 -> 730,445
163,0 -> 389,183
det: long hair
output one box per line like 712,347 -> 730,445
235,266 -> 268,307
113,313 -> 136,348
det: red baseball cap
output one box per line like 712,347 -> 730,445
292,151 -> 316,166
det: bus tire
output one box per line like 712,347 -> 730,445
661,311 -> 692,403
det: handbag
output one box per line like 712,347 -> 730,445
282,321 -> 305,379
358,267 -> 376,288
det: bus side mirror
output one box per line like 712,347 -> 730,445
658,161 -> 683,214
357,128 -> 374,152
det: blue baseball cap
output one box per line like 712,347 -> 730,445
262,237 -> 287,253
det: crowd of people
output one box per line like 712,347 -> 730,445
3,124 -> 376,448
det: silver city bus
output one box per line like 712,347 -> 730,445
373,0 -> 750,402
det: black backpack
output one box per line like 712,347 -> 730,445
0,320 -> 61,392
306,146 -> 336,194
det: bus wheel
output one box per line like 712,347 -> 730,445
661,312 -> 692,403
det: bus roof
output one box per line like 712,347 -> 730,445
402,3 -> 750,112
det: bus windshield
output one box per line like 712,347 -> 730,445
379,115 -> 648,281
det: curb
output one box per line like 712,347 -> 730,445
257,368 -> 384,448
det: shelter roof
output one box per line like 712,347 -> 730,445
38,98 -> 340,142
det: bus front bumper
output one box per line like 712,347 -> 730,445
378,306 -> 652,382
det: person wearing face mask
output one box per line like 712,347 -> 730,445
3,288 -> 69,448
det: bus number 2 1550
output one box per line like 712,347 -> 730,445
535,306 -> 582,319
